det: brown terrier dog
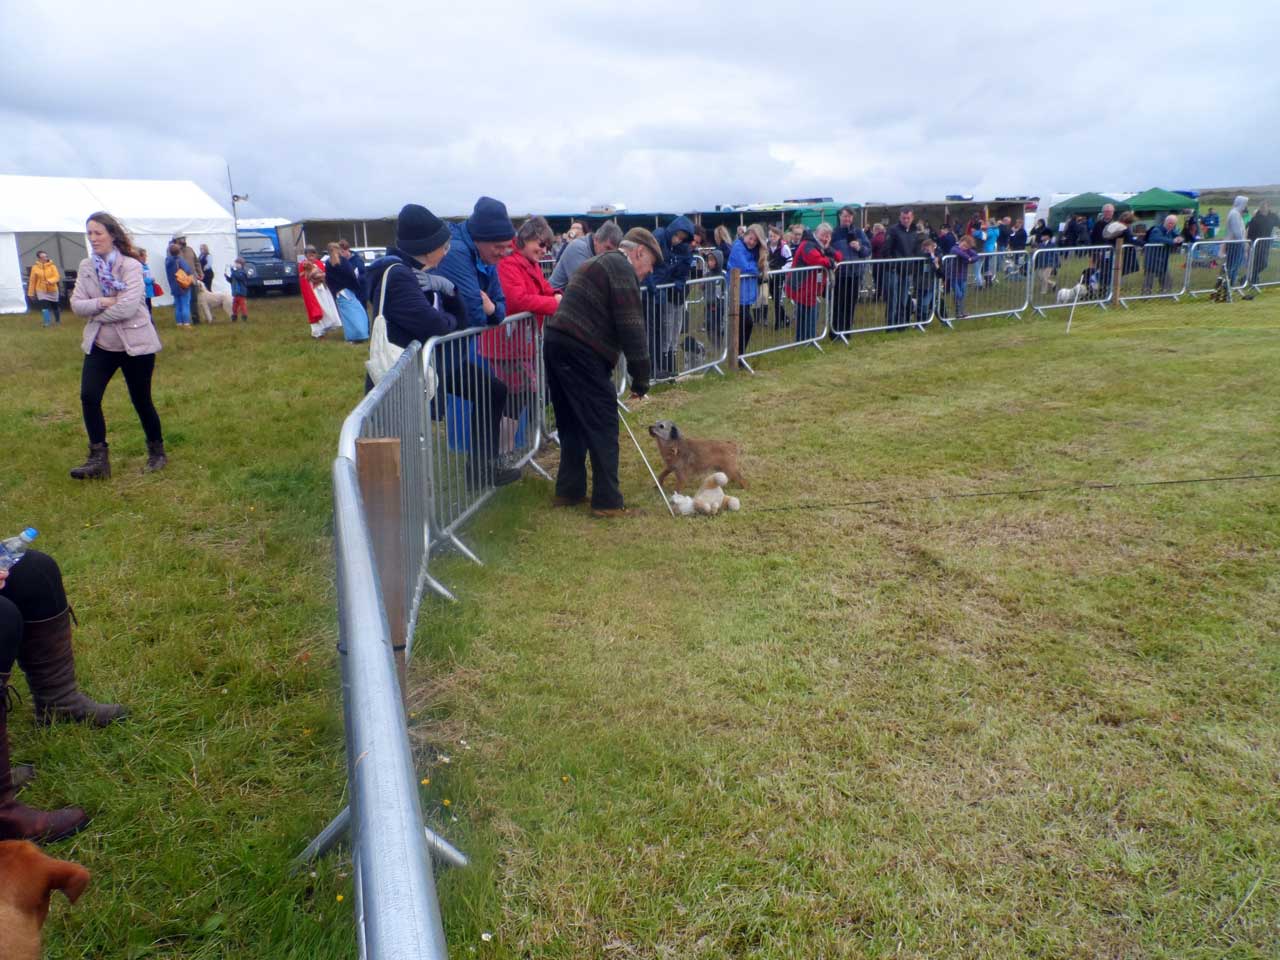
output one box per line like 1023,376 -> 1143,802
648,420 -> 747,492
0,840 -> 90,960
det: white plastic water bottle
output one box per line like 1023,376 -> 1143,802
0,528 -> 38,572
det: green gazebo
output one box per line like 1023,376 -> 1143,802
1051,192 -> 1131,220
1124,188 -> 1199,216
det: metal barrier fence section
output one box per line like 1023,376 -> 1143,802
928,251 -> 1026,326
423,313 -> 551,572
828,256 -> 936,339
1029,244 -> 1114,316
1186,239 -> 1251,296
1116,241 -> 1189,305
1250,237 -> 1280,289
738,265 -> 828,369
331,457 -> 449,960
338,344 -> 437,637
538,258 -> 555,281
639,278 -> 730,385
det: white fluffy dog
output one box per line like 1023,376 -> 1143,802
1055,268 -> 1096,304
671,472 -> 741,517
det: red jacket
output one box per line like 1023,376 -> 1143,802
483,250 -> 558,361
786,240 -> 841,306
299,257 -> 326,323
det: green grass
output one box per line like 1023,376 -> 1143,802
4,292 -> 1279,958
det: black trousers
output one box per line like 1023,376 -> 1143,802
80,346 -> 163,446
0,551 -> 66,672
544,332 -> 623,509
738,305 -> 754,353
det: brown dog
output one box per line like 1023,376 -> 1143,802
647,420 -> 746,492
0,840 -> 90,960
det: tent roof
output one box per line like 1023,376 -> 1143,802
0,175 -> 233,233
1051,191 -> 1131,216
1124,188 -> 1199,213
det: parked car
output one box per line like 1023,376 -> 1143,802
237,234 -> 299,296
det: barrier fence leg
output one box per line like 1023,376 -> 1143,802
355,437 -> 408,702
294,804 -> 472,871
728,268 -> 746,374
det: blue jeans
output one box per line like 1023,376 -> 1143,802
795,303 -> 818,342
952,279 -> 967,317
173,289 -> 191,324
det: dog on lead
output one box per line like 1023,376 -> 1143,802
0,840 -> 90,960
1055,268 -> 1096,304
647,420 -> 746,492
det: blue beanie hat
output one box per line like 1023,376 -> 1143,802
467,196 -> 515,242
397,203 -> 451,256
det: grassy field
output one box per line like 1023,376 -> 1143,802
3,291 -> 1279,958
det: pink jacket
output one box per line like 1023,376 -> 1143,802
71,254 -> 162,356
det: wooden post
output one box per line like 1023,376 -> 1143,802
727,267 -> 741,374
1112,236 -> 1124,307
355,438 -> 408,704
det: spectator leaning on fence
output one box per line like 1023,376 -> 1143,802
1224,196 -> 1248,286
727,224 -> 768,356
550,221 -> 622,291
882,208 -> 923,327
646,215 -> 696,378
947,234 -> 980,319
787,223 -> 841,342
544,228 -> 662,518
433,196 -> 514,328
365,203 -> 521,488
1246,199 -> 1277,284
1142,215 -> 1183,295
766,225 -> 792,331
27,250 -> 62,327
830,206 -> 871,339
488,216 -> 561,457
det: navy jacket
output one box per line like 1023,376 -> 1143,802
882,222 -> 922,260
832,224 -> 872,263
226,266 -> 249,297
325,256 -> 363,299
431,222 -> 506,329
648,215 -> 696,292
936,231 -> 958,255
365,247 -> 463,350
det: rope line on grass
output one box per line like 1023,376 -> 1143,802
749,471 -> 1280,514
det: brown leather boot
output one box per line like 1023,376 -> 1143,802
0,673 -> 88,842
19,609 -> 127,727
69,442 -> 110,480
145,440 -> 168,473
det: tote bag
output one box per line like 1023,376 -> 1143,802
366,264 -> 437,400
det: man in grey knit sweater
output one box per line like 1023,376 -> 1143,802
544,228 -> 662,517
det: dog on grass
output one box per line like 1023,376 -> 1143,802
1055,268 -> 1095,304
0,840 -> 90,960
647,420 -> 746,492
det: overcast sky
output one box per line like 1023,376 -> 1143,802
1,1 -> 1277,221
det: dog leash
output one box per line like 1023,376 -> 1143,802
617,400 -> 676,518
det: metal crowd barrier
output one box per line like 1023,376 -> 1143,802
828,256 -> 936,339
422,313 -> 552,577
301,343 -> 474,960
338,343 -> 438,630
738,264 -> 828,370
1186,239 -> 1251,296
616,278 -> 729,397
1249,236 -> 1280,289
538,258 -> 555,281
1117,241 -> 1189,305
1029,244 -> 1113,317
331,457 -> 449,960
935,251 -> 1028,324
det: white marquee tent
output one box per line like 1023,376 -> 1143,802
0,175 -> 237,314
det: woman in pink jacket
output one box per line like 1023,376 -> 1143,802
486,217 -> 560,455
68,212 -> 167,479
